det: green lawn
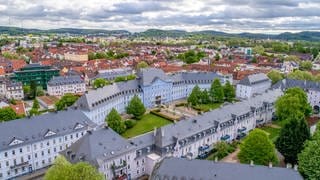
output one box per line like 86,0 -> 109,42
193,103 -> 222,112
122,114 -> 172,138
259,126 -> 281,142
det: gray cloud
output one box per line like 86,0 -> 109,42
0,0 -> 319,33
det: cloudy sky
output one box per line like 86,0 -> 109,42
0,0 -> 320,33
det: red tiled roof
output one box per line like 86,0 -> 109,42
9,101 -> 26,115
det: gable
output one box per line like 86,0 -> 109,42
74,123 -> 84,130
9,137 -> 24,146
44,130 -> 57,137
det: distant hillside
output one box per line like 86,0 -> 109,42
1,26 -> 319,41
0,26 -> 130,36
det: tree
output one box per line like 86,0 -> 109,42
210,79 -> 224,103
30,99 -> 40,116
285,55 -> 300,62
30,80 -> 37,99
187,85 -> 202,106
253,45 -> 265,55
0,107 -> 19,122
214,53 -> 220,61
275,114 -> 310,164
137,61 -> 149,69
126,95 -> 146,119
288,70 -> 314,81
267,70 -> 283,84
106,108 -> 126,134
223,81 -> 235,102
298,125 -> 320,179
200,89 -> 210,104
44,156 -> 103,180
93,78 -> 108,89
311,48 -> 319,59
23,85 -> 31,98
238,129 -> 278,165
275,87 -> 312,120
299,61 -> 313,71
36,86 -> 45,96
55,94 -> 79,111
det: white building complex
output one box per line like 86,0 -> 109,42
0,110 -> 95,179
76,68 -> 232,125
47,75 -> 86,96
2,68 -> 314,180
236,73 -> 271,99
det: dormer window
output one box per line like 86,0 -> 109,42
9,137 -> 24,146
74,123 -> 84,130
44,130 -> 57,137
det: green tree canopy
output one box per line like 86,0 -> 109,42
223,80 -> 235,102
32,99 -> 40,109
210,79 -> 224,103
126,95 -> 146,119
267,70 -> 283,84
288,70 -> 314,81
298,124 -> 320,179
93,78 -> 109,89
275,87 -> 312,120
44,156 -> 104,180
137,61 -> 149,69
238,129 -> 278,165
187,85 -> 202,106
177,50 -> 206,64
299,61 -> 313,71
253,45 -> 265,55
0,107 -> 19,122
275,114 -> 310,164
106,108 -> 126,134
55,94 -> 79,111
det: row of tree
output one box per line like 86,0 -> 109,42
176,50 -> 206,64
187,79 -> 235,106
106,95 -> 146,134
267,69 -> 320,85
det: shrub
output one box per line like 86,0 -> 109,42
124,120 -> 137,129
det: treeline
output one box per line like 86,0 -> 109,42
176,50 -> 206,64
88,50 -> 129,60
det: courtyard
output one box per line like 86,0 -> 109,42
121,113 -> 172,138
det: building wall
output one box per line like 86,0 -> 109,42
0,130 -> 87,179
236,81 -> 271,99
64,53 -> 88,62
47,83 -> 86,96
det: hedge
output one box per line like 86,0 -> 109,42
150,110 -> 179,122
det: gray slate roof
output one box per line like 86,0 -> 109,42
239,73 -> 270,86
76,79 -> 140,110
150,158 -> 303,180
62,127 -> 136,165
47,75 -> 84,86
0,109 -> 95,151
155,89 -> 282,147
170,71 -> 221,83
272,78 -> 320,91
137,68 -> 172,86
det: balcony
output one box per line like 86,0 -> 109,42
198,145 -> 210,151
237,127 -> 247,133
256,119 -> 264,124
220,135 -> 230,141
111,161 -> 127,171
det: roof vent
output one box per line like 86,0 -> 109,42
193,119 -> 197,123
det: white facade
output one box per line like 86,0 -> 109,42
47,83 -> 86,96
0,80 -> 24,100
236,73 -> 271,99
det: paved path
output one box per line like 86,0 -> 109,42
221,148 -> 240,163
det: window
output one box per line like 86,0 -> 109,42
6,161 -> 9,166
28,155 -> 31,160
47,141 -> 50,146
21,157 -> 24,163
41,151 -> 44,156
42,160 -> 45,165
20,148 -> 23,153
35,153 -> 37,158
4,152 -> 7,157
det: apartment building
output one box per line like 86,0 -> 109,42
0,110 -> 95,179
236,73 -> 271,99
47,75 -> 86,96
0,78 -> 24,100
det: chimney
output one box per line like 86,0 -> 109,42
250,160 -> 254,167
268,162 -> 272,168
153,127 -> 157,137
294,165 -> 298,171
